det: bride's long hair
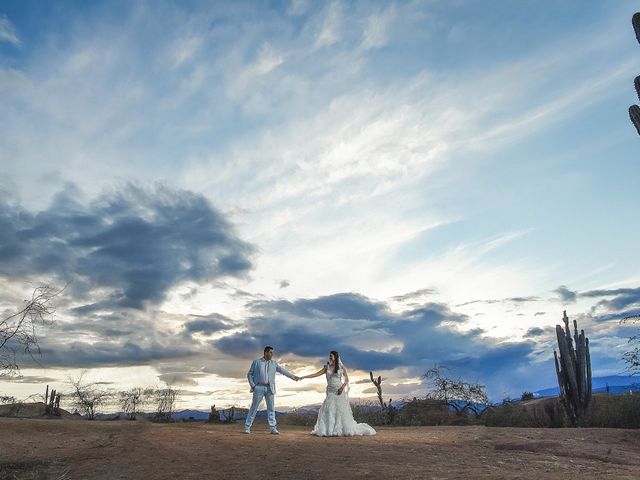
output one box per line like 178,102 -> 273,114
329,350 -> 340,373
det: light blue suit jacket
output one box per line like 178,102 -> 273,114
247,358 -> 296,395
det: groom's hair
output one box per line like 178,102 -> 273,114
264,346 -> 273,354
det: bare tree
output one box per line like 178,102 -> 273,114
424,365 -> 489,417
1,284 -> 62,376
68,372 -> 111,420
119,387 -> 151,420
153,384 -> 178,422
622,314 -> 640,375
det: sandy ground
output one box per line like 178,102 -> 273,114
2,418 -> 640,479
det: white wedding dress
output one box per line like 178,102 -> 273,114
311,364 -> 376,437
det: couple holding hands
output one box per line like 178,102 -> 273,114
243,346 -> 376,437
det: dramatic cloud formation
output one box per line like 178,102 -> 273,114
0,184 -> 254,309
211,292 -> 547,397
1,1 -> 638,408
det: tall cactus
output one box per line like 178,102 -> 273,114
369,371 -> 389,410
369,371 -> 395,423
630,106 -> 640,136
553,311 -> 592,426
630,13 -> 640,136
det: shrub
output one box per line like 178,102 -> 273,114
352,400 -> 390,426
392,398 -> 451,426
484,401 -> 537,427
583,393 -> 640,428
484,393 -> 640,428
280,410 -> 317,427
521,391 -> 534,401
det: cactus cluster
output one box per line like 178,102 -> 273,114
44,384 -> 61,416
630,13 -> 640,136
553,311 -> 592,426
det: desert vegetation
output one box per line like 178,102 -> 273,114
0,284 -> 62,377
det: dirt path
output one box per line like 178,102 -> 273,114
2,418 -> 640,479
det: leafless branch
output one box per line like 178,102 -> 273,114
1,283 -> 64,376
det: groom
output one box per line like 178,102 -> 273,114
243,345 -> 299,435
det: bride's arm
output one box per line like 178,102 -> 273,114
337,366 -> 349,394
300,365 -> 327,380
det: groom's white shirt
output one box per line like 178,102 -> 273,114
247,357 -> 296,395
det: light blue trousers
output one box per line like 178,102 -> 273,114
244,385 -> 276,429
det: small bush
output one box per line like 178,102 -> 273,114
281,411 -> 317,427
521,391 -> 534,401
484,401 -> 537,427
352,400 -> 390,426
392,399 -> 450,426
484,393 -> 640,428
584,393 -> 640,428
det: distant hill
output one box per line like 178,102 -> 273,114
171,408 -> 285,421
534,375 -> 640,398
171,409 -> 210,421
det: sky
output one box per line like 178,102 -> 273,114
1,0 -> 639,411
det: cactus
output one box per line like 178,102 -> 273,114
630,14 -> 640,136
208,404 -> 219,423
553,311 -> 592,426
369,371 -> 395,423
630,105 -> 640,136
369,371 -> 386,410
44,385 -> 61,415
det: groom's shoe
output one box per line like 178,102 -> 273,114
270,428 -> 280,435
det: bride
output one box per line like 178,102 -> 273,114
300,350 -> 376,436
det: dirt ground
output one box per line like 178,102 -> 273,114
2,418 -> 640,479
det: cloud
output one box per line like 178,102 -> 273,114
554,285 -> 577,303
361,381 -> 422,397
211,291 -> 544,397
550,285 -> 640,322
360,5 -> 396,50
247,292 -> 391,322
3,374 -> 59,384
35,339 -> 196,368
1,1 -> 637,407
183,314 -> 234,336
582,287 -> 640,313
391,288 -> 438,302
158,372 -> 204,387
288,0 -> 311,17
0,15 -> 20,46
456,296 -> 540,307
315,2 -> 342,47
0,183 -> 254,309
524,327 -> 546,338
